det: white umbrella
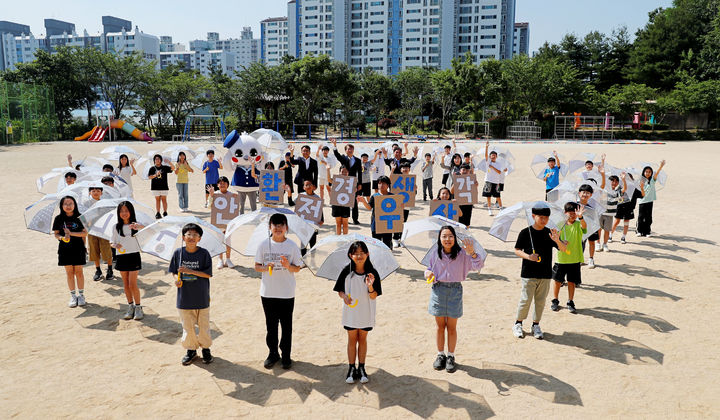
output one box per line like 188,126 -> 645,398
400,216 -> 488,266
100,145 -> 141,160
224,207 -> 316,257
249,128 -> 288,153
531,151 -> 569,180
190,145 -> 219,170
24,191 -> 85,234
36,166 -> 80,194
59,180 -> 122,203
73,172 -> 131,198
547,180 -> 607,215
627,161 -> 668,191
304,233 -> 399,281
135,216 -> 226,261
163,145 -> 198,162
488,201 -> 568,242
79,198 -> 155,241
138,150 -> 172,180
475,157 -> 513,176
567,152 -> 602,174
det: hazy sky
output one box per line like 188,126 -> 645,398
5,0 -> 674,52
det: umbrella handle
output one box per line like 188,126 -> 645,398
532,249 -> 541,262
268,265 -> 273,276
426,273 -> 435,284
177,272 -> 183,288
346,293 -> 358,308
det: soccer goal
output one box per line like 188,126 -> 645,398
454,120 -> 490,139
180,115 -> 227,142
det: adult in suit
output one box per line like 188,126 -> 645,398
331,138 -> 363,224
289,144 -> 318,199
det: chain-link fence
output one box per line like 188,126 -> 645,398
0,80 -> 57,143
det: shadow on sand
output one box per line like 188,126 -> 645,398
545,331 -> 663,365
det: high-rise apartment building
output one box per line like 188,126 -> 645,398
188,29 -> 258,71
260,17 -> 289,66
513,22 -> 529,56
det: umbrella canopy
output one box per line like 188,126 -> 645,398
100,145 -> 141,160
475,157 -> 514,176
36,166 -> 81,194
304,233 -> 399,281
627,161 -> 668,191
401,216 -> 488,266
489,201 -> 568,242
135,216 -> 226,261
249,128 -> 288,154
224,207 -> 317,257
531,151 -> 569,180
162,145 -> 198,162
24,191 -> 85,234
190,145 -> 219,170
547,180 -> 607,215
79,198 -> 155,241
138,150 -> 173,180
73,172 -> 131,198
567,152 -> 602,174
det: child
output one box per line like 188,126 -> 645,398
295,179 -> 324,256
577,183 -> 598,268
360,153 -> 373,199
202,150 -> 223,208
440,141 -> 455,186
64,171 -> 77,187
483,141 -> 504,214
331,166 -> 352,235
462,153 -> 475,174
435,187 -> 452,201
174,151 -> 194,212
357,176 -> 394,250
169,223 -> 214,365
278,152 -> 295,206
371,149 -> 386,194
543,151 -> 561,199
110,201 -> 145,320
451,164 -> 476,227
392,162 -> 415,247
421,153 -> 435,201
102,164 -> 114,173
598,166 -> 627,252
52,196 -> 88,307
612,173 -> 644,244
113,154 -> 136,195
513,205 -> 566,339
551,202 -> 587,314
333,241 -> 382,384
316,145 -> 333,201
85,186 -> 114,282
149,154 -> 175,219
254,213 -> 304,370
637,160 -> 666,237
440,153 -> 463,189
424,226 -> 484,373
207,176 -> 236,269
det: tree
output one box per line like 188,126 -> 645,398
605,83 -> 659,120
68,47 -> 102,127
429,68 -> 457,134
358,69 -> 392,136
288,55 -> 337,124
95,51 -> 156,120
153,64 -> 208,133
394,67 -> 432,134
660,79 -> 720,128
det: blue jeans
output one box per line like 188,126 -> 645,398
177,183 -> 189,209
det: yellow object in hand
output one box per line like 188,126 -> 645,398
177,273 -> 183,288
61,237 -> 70,243
347,294 -> 358,308
268,265 -> 273,276
426,274 -> 435,284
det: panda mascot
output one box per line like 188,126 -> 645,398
223,130 -> 265,214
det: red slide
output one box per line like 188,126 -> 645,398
88,127 -> 108,142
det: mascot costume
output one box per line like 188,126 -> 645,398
223,130 -> 265,214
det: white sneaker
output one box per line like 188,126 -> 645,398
512,323 -> 524,338
588,258 -> 596,269
488,209 -> 494,216
204,201 -> 209,208
133,305 -> 144,320
621,236 -> 626,244
123,303 -> 135,320
608,234 -> 613,243
531,324 -> 544,339
77,294 -> 86,307
603,244 -> 610,252
226,258 -> 235,269
68,294 -> 78,308
646,233 -> 652,238
596,244 -> 604,252
636,232 -> 642,237
392,240 -> 400,248
216,260 -> 224,269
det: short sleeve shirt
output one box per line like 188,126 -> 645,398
333,265 -> 382,329
203,160 -> 221,184
254,238 -> 303,298
149,165 -> 172,190
557,221 -> 587,264
544,166 -> 560,190
169,247 -> 212,309
514,226 -> 558,278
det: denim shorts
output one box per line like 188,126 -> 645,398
428,282 -> 463,318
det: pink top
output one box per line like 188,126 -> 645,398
424,248 -> 484,283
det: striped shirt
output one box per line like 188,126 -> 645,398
604,185 -> 624,215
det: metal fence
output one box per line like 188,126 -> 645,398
0,80 -> 57,143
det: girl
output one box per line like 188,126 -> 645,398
637,160 -> 666,237
174,151 -> 194,212
424,226 -> 483,373
114,154 -> 137,195
278,152 -> 295,206
316,146 -> 333,200
52,196 -> 88,308
110,201 -> 145,320
440,153 -> 463,189
357,175 -> 393,250
209,176 -> 236,269
333,241 -> 382,384
435,187 -> 453,201
149,154 -> 175,219
331,166 -> 352,235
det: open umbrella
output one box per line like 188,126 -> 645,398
531,151 -> 569,180
190,145 -> 219,170
73,172 -> 132,198
163,145 -> 198,162
100,145 -> 141,160
401,215 -> 488,266
304,233 -> 399,281
24,191 -> 84,234
488,201 -> 568,242
627,161 -> 668,191
547,180 -> 607,216
135,216 -> 226,261
249,128 -> 288,154
36,167 -> 81,194
79,198 -> 155,241
567,152 -> 602,174
224,207 -> 316,257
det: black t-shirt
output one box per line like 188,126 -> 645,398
52,214 -> 86,254
333,265 -> 382,296
278,160 -> 294,184
515,226 -> 558,279
149,165 -> 172,190
169,246 -> 213,309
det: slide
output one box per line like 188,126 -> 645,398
74,126 -> 100,141
110,119 -> 154,142
88,127 -> 108,142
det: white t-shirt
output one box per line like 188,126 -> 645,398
484,160 -> 505,184
114,166 -> 134,191
338,271 -> 379,329
442,154 -> 453,174
111,224 -> 141,254
372,158 -> 386,181
254,237 -> 303,298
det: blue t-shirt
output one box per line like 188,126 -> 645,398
203,160 -> 221,184
168,246 -> 213,309
544,166 -> 560,190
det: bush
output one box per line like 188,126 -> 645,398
694,130 -> 720,140
639,123 -> 670,130
378,118 -> 397,130
613,130 -> 695,140
427,118 -> 443,133
488,116 -> 510,138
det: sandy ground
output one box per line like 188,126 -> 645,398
1,139 -> 719,419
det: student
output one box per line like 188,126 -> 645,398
551,202 -> 587,314
85,186 -> 114,282
462,153 -> 475,174
440,141 -> 456,186
421,153 -> 435,201
451,164 -> 476,227
371,149 -> 387,194
637,160 -> 666,237
64,171 -> 77,187
52,196 -> 88,308
174,151 -> 194,212
295,179 -> 324,256
424,226 -> 484,373
359,152 -> 375,199
513,206 -> 566,339
110,201 -> 145,320
612,173 -> 644,244
483,141 -> 504,214
357,176 -> 394,250
543,152 -> 561,199
202,150 -> 223,208
598,165 -> 627,252
254,213 -> 304,370
435,187 -> 453,201
440,153 -> 463,189
333,241 -> 382,384
113,154 -> 136,195
148,154 -> 175,219
331,139 -> 362,225
102,164 -> 114,173
316,145 -> 333,201
331,166 -> 352,235
577,183 -> 598,269
278,152 -> 296,206
207,176 -> 236,269
169,223 -> 214,365
390,162 -> 416,248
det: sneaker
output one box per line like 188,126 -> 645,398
567,300 -> 577,314
155,212 -> 162,219
588,258 -> 595,269
512,323 -> 524,338
596,244 -> 604,252
488,209 -> 494,216
163,211 -> 168,217
281,357 -> 293,369
76,294 -> 86,307
550,298 -> 560,312
182,350 -> 197,366
204,201 -> 208,208
216,260 -> 224,270
446,355 -> 457,373
636,232 -> 642,237
201,348 -> 214,364
133,305 -> 144,320
621,236 -> 626,244
392,239 -> 400,248
263,353 -> 280,369
608,234 -> 613,243
93,269 -> 103,282
433,354 -> 447,370
603,243 -> 610,253
123,304 -> 135,320
352,220 -> 360,225
226,258 -> 235,269
345,366 -> 357,384
106,267 -> 114,281
358,366 -> 369,383
646,233 -> 652,238
68,294 -> 78,308
531,324 -> 544,339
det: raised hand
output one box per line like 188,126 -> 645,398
576,204 -> 586,218
462,237 -> 475,255
365,273 -> 375,288
280,255 -> 290,269
549,228 -> 560,242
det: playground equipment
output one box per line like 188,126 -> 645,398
454,120 -> 490,139
554,114 -> 615,141
507,118 -> 542,140
180,114 -> 226,142
0,80 -> 57,143
74,101 -> 153,142
110,119 -> 153,142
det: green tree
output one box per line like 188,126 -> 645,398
153,64 -> 208,133
605,83 -> 659,120
394,67 -> 432,134
95,51 -> 156,120
429,68 -> 457,133
358,69 -> 392,136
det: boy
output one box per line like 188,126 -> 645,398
462,153 -> 475,174
295,179 -> 324,256
102,164 -> 114,173
357,176 -> 394,250
169,223 -> 214,365
254,213 -> 304,369
360,153 -> 373,199
208,176 -> 236,269
421,153 -> 435,201
64,171 -> 77,187
577,183 -> 599,268
598,166 -> 627,252
202,150 -> 223,208
452,164 -> 477,227
513,205 -> 567,339
483,141 -> 504,215
440,141 -> 456,186
316,145 -> 333,201
543,151 -> 561,199
85,186 -> 113,282
392,162 -> 415,247
551,202 -> 587,314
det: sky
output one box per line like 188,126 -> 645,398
5,0 -> 674,52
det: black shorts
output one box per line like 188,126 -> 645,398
115,252 -> 142,271
482,182 -> 501,198
587,230 -> 600,241
332,205 -> 351,218
361,182 -> 371,197
615,204 -> 635,220
344,326 -> 373,331
498,183 -> 504,192
58,250 -> 86,267
553,263 -> 582,285
372,180 -> 379,190
205,183 -> 219,192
